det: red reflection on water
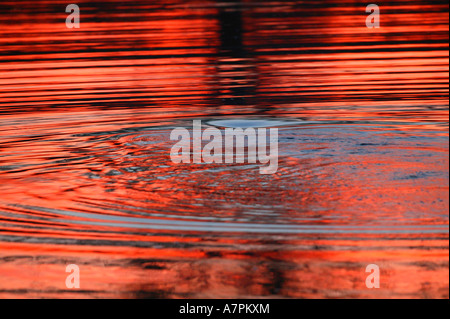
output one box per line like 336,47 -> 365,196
0,0 -> 448,298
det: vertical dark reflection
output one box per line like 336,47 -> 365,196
218,1 -> 244,55
216,0 -> 286,291
215,0 -> 258,108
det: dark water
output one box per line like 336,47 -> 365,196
0,0 -> 448,298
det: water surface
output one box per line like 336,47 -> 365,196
0,0 -> 448,298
